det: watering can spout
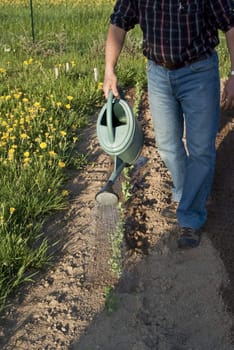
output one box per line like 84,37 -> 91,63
95,181 -> 119,206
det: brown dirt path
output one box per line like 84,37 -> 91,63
0,91 -> 234,350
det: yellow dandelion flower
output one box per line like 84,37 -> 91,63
60,130 -> 67,137
58,160 -> 65,168
20,133 -> 28,139
67,95 -> 73,101
0,68 -> 6,74
48,150 -> 57,157
98,82 -> 104,90
23,58 -> 33,66
23,157 -> 30,164
24,151 -> 30,157
1,133 -> 9,140
65,104 -> 71,109
8,148 -> 15,160
39,142 -> 47,149
33,102 -> 40,108
56,102 -> 62,107
5,95 -> 11,100
22,98 -> 29,103
9,207 -> 16,214
62,190 -> 69,196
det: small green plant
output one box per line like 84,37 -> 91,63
122,166 -> 134,202
108,213 -> 124,277
104,285 -> 120,315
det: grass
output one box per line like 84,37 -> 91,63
0,0 -> 231,311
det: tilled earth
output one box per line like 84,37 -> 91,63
0,90 -> 234,349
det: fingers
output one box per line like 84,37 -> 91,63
103,72 -> 119,99
104,85 -> 119,99
103,83 -> 119,99
221,94 -> 234,110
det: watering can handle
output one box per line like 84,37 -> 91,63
107,90 -> 115,143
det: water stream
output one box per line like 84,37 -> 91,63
87,203 -> 123,286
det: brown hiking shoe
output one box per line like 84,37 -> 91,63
161,202 -> 178,220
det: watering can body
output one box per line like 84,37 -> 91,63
95,91 -> 144,205
96,91 -> 144,165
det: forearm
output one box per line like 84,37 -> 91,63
105,24 -> 126,73
103,24 -> 126,97
225,27 -> 234,71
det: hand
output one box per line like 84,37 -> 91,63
221,76 -> 234,110
103,68 -> 119,99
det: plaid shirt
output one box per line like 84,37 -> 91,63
110,0 -> 234,64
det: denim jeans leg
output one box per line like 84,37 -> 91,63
175,52 -> 220,229
147,60 -> 187,202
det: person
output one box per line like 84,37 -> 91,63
103,0 -> 234,249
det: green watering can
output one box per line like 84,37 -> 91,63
95,90 -> 144,205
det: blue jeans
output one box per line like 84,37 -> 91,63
147,51 -> 220,229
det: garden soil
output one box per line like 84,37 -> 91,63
0,88 -> 234,350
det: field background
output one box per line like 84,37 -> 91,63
0,0 -> 230,311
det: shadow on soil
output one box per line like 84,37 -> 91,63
207,107 -> 234,321
69,224 -> 232,350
